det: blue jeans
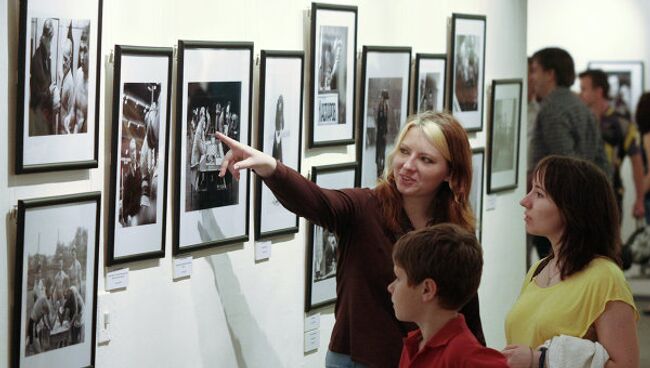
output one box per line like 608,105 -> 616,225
325,350 -> 369,368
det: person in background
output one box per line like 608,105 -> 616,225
503,155 -> 639,368
528,47 -> 609,260
635,92 -> 650,316
579,69 -> 644,220
389,224 -> 508,367
216,111 -> 484,368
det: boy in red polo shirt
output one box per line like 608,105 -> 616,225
388,224 -> 508,368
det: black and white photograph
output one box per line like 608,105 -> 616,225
107,46 -> 172,265
306,162 -> 358,311
358,46 -> 411,188
413,53 -> 447,114
16,0 -> 102,173
313,227 -> 337,282
185,81 -> 241,211
470,148 -> 485,242
309,3 -> 357,147
587,61 -> 645,118
174,41 -> 252,254
487,79 -> 522,193
13,193 -> 100,368
449,13 -> 486,132
255,51 -> 304,240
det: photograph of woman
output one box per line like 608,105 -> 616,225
216,111 -> 484,368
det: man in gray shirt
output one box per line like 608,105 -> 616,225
529,47 -> 610,257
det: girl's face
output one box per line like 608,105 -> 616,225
520,175 -> 564,244
392,127 -> 450,203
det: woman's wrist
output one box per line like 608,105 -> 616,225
531,349 -> 542,368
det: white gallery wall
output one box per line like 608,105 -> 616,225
1,1 -> 527,367
528,0 -> 650,241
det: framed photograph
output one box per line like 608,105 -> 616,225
413,53 -> 447,114
487,79 -> 522,193
308,3 -> 358,147
12,192 -> 100,368
470,148 -> 485,242
173,41 -> 253,254
587,61 -> 645,118
358,46 -> 411,188
255,50 -> 304,240
306,162 -> 358,311
106,45 -> 172,265
448,13 -> 486,132
16,0 -> 102,173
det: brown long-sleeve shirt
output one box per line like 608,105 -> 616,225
264,162 -> 485,368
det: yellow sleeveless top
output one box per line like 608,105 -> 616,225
505,257 -> 638,348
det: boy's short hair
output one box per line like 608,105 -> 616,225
392,223 -> 483,310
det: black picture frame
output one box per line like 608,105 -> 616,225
470,148 -> 485,242
413,53 -> 447,114
16,0 -> 103,173
448,13 -> 487,132
308,2 -> 358,147
173,40 -> 253,255
305,162 -> 358,311
13,192 -> 101,368
358,46 -> 412,188
586,60 -> 645,117
107,45 -> 172,266
487,79 -> 522,194
255,50 -> 304,240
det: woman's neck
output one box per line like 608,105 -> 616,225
403,196 -> 433,230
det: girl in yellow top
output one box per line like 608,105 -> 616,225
503,155 -> 639,368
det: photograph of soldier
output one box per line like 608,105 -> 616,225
454,35 -> 480,112
185,81 -> 241,211
118,83 -> 161,227
28,18 -> 90,136
313,227 -> 338,282
362,77 -> 403,187
317,25 -> 348,126
417,72 -> 441,113
491,98 -> 518,172
24,227 -> 89,356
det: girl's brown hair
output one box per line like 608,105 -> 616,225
533,155 -> 620,278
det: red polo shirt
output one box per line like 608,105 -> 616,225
400,315 -> 508,368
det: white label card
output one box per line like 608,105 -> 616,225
106,268 -> 129,291
304,330 -> 320,352
486,194 -> 497,211
174,256 -> 193,279
255,241 -> 272,261
304,313 -> 320,332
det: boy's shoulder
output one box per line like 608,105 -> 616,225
444,318 -> 508,368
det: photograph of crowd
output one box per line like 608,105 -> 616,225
23,228 -> 88,356
605,71 -> 633,119
491,98 -> 518,173
28,17 -> 90,136
362,77 -> 404,187
185,81 -> 241,211
118,82 -> 161,227
453,34 -> 480,112
317,25 -> 348,126
313,227 -> 338,282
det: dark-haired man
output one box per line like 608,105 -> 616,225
579,69 -> 644,220
529,47 -> 609,258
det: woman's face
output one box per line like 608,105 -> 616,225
392,127 -> 450,202
520,175 -> 564,243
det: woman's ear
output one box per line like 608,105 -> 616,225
421,278 -> 437,302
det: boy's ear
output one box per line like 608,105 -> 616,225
421,278 -> 437,302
